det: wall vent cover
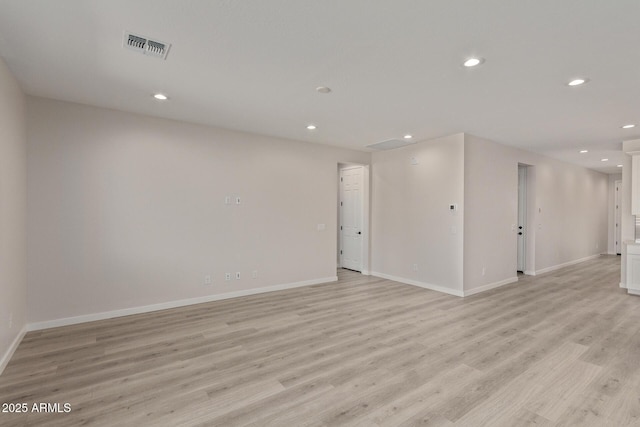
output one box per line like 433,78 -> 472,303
123,31 -> 171,60
366,139 -> 416,151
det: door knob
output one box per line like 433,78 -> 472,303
518,226 -> 523,229
518,232 -> 523,235
357,231 -> 362,235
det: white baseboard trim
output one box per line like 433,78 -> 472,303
620,282 -> 627,289
534,254 -> 601,276
463,276 -> 519,297
524,270 -> 536,276
628,288 -> 640,296
0,325 -> 27,375
370,271 -> 464,297
28,276 -> 337,331
360,269 -> 370,276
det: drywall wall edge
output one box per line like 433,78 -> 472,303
0,326 -> 27,376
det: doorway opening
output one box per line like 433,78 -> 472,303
338,164 -> 369,274
615,180 -> 622,255
517,164 -> 527,273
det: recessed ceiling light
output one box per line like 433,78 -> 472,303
404,134 -> 413,139
622,124 -> 636,129
567,78 -> 588,86
618,164 -> 623,168
306,124 -> 317,130
316,86 -> 332,94
463,57 -> 484,67
153,93 -> 168,100
579,150 -> 588,153
601,158 -> 609,162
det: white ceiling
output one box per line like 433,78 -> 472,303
0,0 -> 637,174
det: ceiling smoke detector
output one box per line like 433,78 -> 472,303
123,31 -> 171,60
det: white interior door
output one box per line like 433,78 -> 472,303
340,166 -> 363,272
615,180 -> 622,255
517,165 -> 527,272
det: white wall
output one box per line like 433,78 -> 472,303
371,134 -> 465,295
27,97 -> 370,324
620,151 -> 634,287
607,174 -> 622,255
22,96 -> 615,329
621,153 -> 634,247
463,134 -> 609,293
463,135 -> 519,293
0,57 -> 27,371
533,156 -> 608,271
371,133 -> 608,297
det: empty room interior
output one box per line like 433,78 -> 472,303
1,1 -> 640,426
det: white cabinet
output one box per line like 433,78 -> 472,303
625,242 -> 640,296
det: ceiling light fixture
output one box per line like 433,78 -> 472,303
622,124 -> 636,129
404,134 -> 413,139
567,78 -> 588,86
316,86 -> 331,94
618,164 -> 623,168
153,93 -> 168,100
306,124 -> 317,130
463,57 -> 484,67
601,158 -> 609,162
579,150 -> 588,153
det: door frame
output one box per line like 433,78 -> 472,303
338,163 -> 370,275
517,165 -> 527,272
519,163 -> 536,275
615,179 -> 622,255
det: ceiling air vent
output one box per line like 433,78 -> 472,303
123,31 -> 171,60
366,139 -> 416,151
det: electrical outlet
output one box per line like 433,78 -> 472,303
252,270 -> 258,279
235,196 -> 241,205
224,196 -> 231,205
204,275 -> 212,285
412,264 -> 418,271
235,272 -> 241,280
225,273 -> 231,281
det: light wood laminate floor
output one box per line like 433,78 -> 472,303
1,256 -> 639,426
